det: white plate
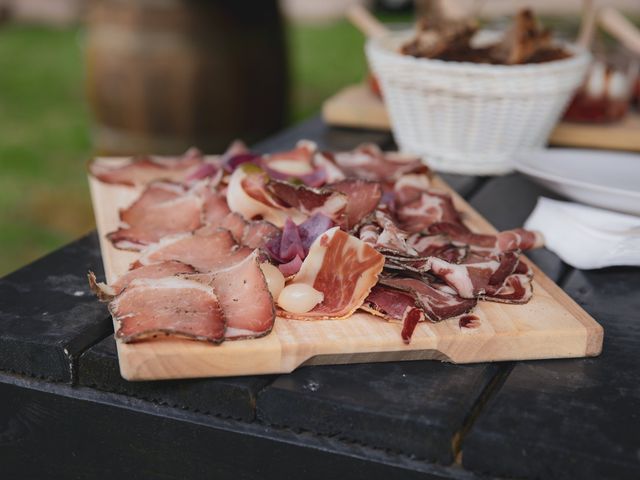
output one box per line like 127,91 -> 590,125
514,148 -> 640,216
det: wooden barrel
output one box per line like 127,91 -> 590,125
85,0 -> 288,155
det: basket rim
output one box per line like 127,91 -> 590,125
366,30 -> 591,75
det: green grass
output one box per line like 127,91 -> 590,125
0,25 -> 93,276
0,19 -> 381,276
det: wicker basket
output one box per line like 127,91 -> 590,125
366,31 -> 591,175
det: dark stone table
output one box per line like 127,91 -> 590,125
1,117 -> 639,479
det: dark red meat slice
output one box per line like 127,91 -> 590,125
327,179 -> 382,230
379,277 -> 477,322
484,274 -> 533,304
362,284 -> 418,321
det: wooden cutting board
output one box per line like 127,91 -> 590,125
323,84 -> 640,152
89,171 -> 603,381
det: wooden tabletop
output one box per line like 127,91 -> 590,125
1,116 -> 638,479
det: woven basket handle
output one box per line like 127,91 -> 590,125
346,4 -> 390,39
599,7 -> 640,56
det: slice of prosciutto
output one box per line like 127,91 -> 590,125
394,191 -> 462,233
111,277 -> 225,344
327,179 -> 382,230
279,227 -> 385,319
332,144 -> 429,182
134,228 -> 251,272
90,148 -> 206,186
378,277 -> 477,322
210,252 -> 276,339
428,223 -> 544,253
88,260 -> 196,301
484,274 -> 533,304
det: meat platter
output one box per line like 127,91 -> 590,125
88,141 -> 603,380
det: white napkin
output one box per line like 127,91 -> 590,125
524,197 -> 640,270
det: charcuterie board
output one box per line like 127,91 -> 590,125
89,170 -> 603,381
323,84 -> 640,152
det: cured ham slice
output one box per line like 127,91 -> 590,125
88,260 -> 196,301
378,277 -> 477,322
484,274 -> 533,304
406,233 -> 467,262
107,188 -> 203,251
395,191 -> 462,233
328,179 -> 382,230
134,228 -> 251,273
279,227 -> 385,319
372,209 -> 418,256
426,252 -> 520,299
265,180 -> 347,223
362,284 -> 419,321
111,277 -> 225,344
209,252 -> 275,339
90,148 -> 205,186
428,223 -> 544,253
333,144 -> 429,182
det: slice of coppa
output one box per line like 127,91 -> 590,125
111,277 -> 226,344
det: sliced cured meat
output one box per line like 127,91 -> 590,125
90,147 -> 205,186
328,179 -> 382,230
119,181 -> 186,226
428,223 -> 544,253
241,220 -> 280,249
88,260 -> 196,301
333,144 -> 429,182
496,228 -> 544,252
358,223 -> 380,245
201,191 -> 232,226
313,151 -> 347,183
280,227 -> 385,319
134,229 -> 251,273
107,188 -> 203,251
362,284 -> 418,321
259,141 -> 328,187
372,209 -> 418,256
426,257 -> 501,299
111,277 -> 225,344
395,191 -> 462,233
265,180 -> 347,223
406,232 -> 467,262
227,166 -> 303,226
379,277 -> 477,322
393,173 -> 432,205
209,252 -> 276,339
219,212 -> 248,242
484,274 -> 533,304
